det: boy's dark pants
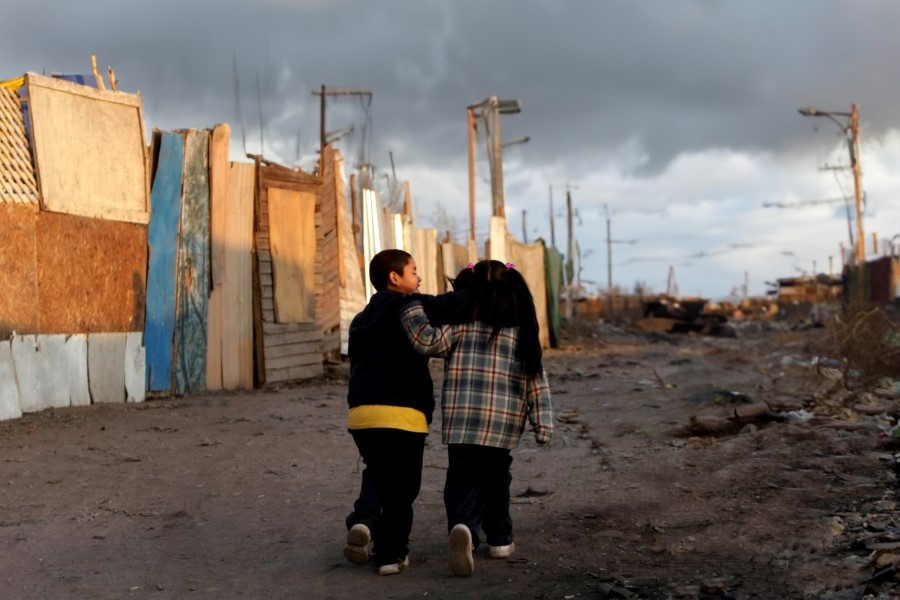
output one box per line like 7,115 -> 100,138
444,443 -> 514,549
346,428 -> 426,566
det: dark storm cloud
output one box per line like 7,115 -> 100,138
5,0 -> 900,176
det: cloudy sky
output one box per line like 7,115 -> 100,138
5,0 -> 900,299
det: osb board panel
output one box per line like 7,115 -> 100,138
36,211 -> 147,333
25,73 -> 149,223
0,87 -> 38,205
507,237 -> 551,350
0,204 -> 38,336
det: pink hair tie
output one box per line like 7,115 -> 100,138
467,262 -> 475,272
505,262 -> 516,271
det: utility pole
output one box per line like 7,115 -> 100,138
312,85 -> 372,168
850,103 -> 864,265
798,103 -> 865,265
522,209 -> 528,243
565,186 -> 575,318
467,96 -> 522,222
467,107 -> 477,242
606,212 -> 612,294
548,184 -> 556,247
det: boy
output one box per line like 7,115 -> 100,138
343,249 -> 433,576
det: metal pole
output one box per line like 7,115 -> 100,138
522,210 -> 528,243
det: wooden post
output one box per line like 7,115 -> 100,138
467,108 -> 477,241
850,103 -> 864,265
404,181 -> 412,217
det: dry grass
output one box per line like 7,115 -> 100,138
825,302 -> 900,385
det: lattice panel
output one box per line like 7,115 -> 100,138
0,87 -> 38,205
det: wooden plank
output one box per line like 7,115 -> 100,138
88,333 -> 126,403
264,352 -> 323,370
64,334 -> 90,407
206,287 -> 223,391
268,187 -> 317,323
223,162 -> 255,390
144,132 -> 184,393
262,321 -> 321,335
262,344 -> 323,362
124,331 -> 145,403
25,73 -> 149,223
263,328 -> 325,348
415,227 -> 439,295
208,124 -> 229,286
174,129 -> 210,395
265,362 -> 323,384
0,340 -> 22,421
206,124 -> 229,391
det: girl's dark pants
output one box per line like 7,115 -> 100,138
444,443 -> 514,549
346,428 -> 426,566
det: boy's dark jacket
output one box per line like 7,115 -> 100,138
347,289 -> 472,426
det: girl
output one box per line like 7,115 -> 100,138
398,259 -> 554,577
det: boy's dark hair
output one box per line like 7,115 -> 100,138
471,260 -> 543,378
369,249 -> 413,291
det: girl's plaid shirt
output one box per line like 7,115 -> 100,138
399,301 -> 553,449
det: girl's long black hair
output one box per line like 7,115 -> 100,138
470,260 -> 543,378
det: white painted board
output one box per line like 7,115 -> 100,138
124,332 -> 145,403
0,341 -> 22,421
88,333 -> 126,404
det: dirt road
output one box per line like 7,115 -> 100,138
1,321 -> 897,599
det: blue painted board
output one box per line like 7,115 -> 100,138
174,130 -> 210,394
145,132 -> 184,392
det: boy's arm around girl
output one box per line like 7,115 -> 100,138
397,298 -> 554,447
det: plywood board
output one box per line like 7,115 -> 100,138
64,334 -> 90,407
144,132 -> 184,393
37,211 -> 147,333
415,227 -> 439,295
268,187 -> 316,323
174,129 -> 210,395
125,331 -> 145,402
209,161 -> 254,390
441,241 -> 470,282
88,333 -> 126,403
222,162 -> 255,389
0,340 -> 22,421
508,238 -> 551,350
25,73 -> 149,223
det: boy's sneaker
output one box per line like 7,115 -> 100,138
448,524 -> 475,577
377,556 -> 409,576
343,523 -> 371,565
488,542 -> 515,558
